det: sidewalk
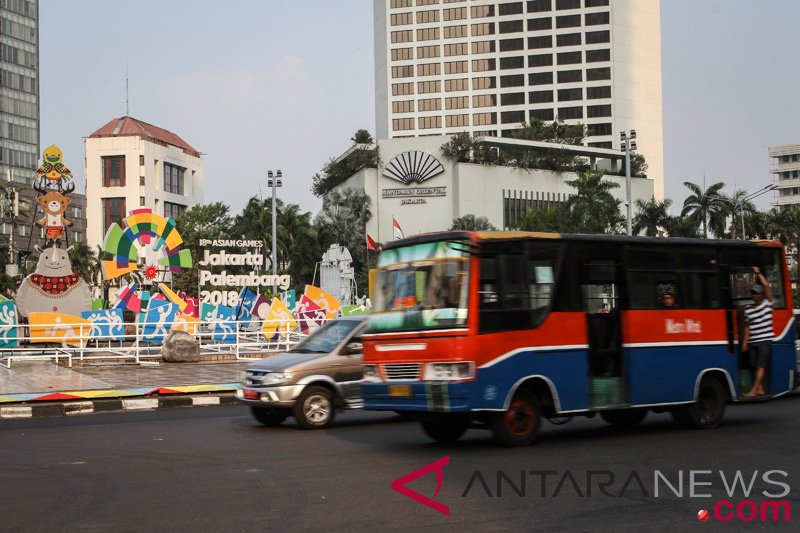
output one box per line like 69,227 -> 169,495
0,356 -> 260,419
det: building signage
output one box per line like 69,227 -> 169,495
382,186 -> 447,205
382,151 -> 444,185
197,239 -> 290,305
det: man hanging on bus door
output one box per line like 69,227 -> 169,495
742,266 -> 773,398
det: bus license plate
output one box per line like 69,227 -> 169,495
389,385 -> 412,397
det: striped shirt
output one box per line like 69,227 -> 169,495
744,299 -> 774,343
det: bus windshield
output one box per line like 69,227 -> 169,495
370,240 -> 470,332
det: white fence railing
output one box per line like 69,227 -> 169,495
0,318 -> 309,368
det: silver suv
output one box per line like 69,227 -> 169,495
236,316 -> 368,428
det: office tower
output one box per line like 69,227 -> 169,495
375,0 -> 664,197
769,144 -> 800,209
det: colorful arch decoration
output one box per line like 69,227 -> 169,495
101,208 -> 192,280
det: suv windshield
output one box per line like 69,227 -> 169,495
369,240 -> 469,332
290,320 -> 362,353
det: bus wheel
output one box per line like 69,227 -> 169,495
600,408 -> 647,428
491,391 -> 541,447
672,378 -> 726,429
420,418 -> 467,443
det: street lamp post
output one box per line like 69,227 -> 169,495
620,130 -> 637,236
736,183 -> 777,239
267,170 -> 283,295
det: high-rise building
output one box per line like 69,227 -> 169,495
374,0 -> 664,198
0,0 -> 39,185
85,116 -> 204,252
769,144 -> 800,209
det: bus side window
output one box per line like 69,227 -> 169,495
762,249 -> 786,308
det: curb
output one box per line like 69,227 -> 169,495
0,392 -> 239,420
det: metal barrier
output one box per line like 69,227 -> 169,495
0,318 -> 309,368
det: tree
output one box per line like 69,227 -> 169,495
350,129 -> 374,144
172,202 -> 234,294
440,132 -> 480,163
69,242 -> 99,285
728,189 -> 759,239
449,214 -> 496,231
632,197 -> 672,237
663,215 -> 701,238
508,118 -> 587,171
517,204 -> 571,233
680,181 -> 731,239
564,170 -> 624,234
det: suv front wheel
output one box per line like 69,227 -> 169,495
294,385 -> 336,429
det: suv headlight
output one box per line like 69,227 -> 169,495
423,362 -> 474,381
262,372 -> 293,385
362,364 -> 381,382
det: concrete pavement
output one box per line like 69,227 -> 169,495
0,356 -> 259,419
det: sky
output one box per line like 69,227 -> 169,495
40,0 -> 800,216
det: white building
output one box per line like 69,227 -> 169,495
374,0 -> 664,198
334,136 -> 653,243
769,144 -> 800,208
85,116 -> 204,251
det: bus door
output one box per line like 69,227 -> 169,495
582,260 -> 627,408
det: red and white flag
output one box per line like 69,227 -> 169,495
366,233 -> 379,251
393,217 -> 404,240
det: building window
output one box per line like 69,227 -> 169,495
391,12 -> 413,25
164,201 -> 187,220
391,30 -> 413,43
586,86 -> 611,99
472,40 -> 496,54
530,108 -> 555,120
393,118 -> 416,131
587,123 -> 612,136
444,43 -> 468,56
472,76 -> 497,90
471,4 -> 494,17
557,0 -> 580,8
417,28 -> 440,41
558,87 -> 582,101
445,96 -> 469,109
557,33 -> 581,46
528,53 -> 553,67
527,0 -> 552,13
528,35 -> 552,49
500,38 -> 525,52
391,0 -> 412,7
530,90 -> 554,103
445,114 -> 469,127
416,9 -> 439,23
418,98 -> 442,111
529,72 -> 554,85
140,196 -> 146,206
445,61 -> 468,74
391,47 -> 413,61
444,25 -> 467,39
585,30 -> 610,44
164,162 -> 185,195
418,80 -> 441,94
392,82 -> 414,96
528,17 -> 552,31
499,20 -> 523,34
102,155 -> 125,187
472,59 -> 496,72
473,112 -> 497,126
392,100 -> 415,113
586,49 -> 610,62
139,175 -> 145,186
586,67 -> 611,81
417,45 -> 440,58
103,197 -> 126,234
391,65 -> 414,78
444,78 -> 468,91
139,155 -> 145,165
585,12 -> 610,26
417,0 -> 439,5
500,74 -> 525,88
556,14 -> 581,28
501,92 -> 525,106
557,69 -> 582,83
585,0 -> 609,6
471,23 -> 495,36
499,2 -> 524,15
418,116 -> 442,129
73,206 -> 81,218
443,7 -> 467,20
500,56 -> 525,69
73,231 -> 81,242
587,104 -> 612,117
559,106 -> 583,119
557,51 -> 582,65
473,94 -> 496,107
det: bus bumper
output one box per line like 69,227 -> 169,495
361,381 -> 473,412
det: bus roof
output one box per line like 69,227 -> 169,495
380,230 -> 783,251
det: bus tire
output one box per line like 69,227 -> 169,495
250,407 -> 289,427
672,378 -> 726,429
491,391 -> 541,447
600,408 -> 647,428
420,418 -> 467,443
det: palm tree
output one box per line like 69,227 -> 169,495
728,189 -> 758,239
632,198 -> 672,237
69,242 -> 99,284
450,214 -> 496,231
564,170 -> 624,234
350,129 -> 374,144
681,181 -> 731,238
517,205 -> 570,233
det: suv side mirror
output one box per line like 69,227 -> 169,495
342,341 -> 363,355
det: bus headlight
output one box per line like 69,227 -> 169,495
362,364 -> 381,382
424,362 -> 474,381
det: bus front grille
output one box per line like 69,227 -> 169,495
383,363 -> 422,381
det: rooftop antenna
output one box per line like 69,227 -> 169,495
125,61 -> 129,116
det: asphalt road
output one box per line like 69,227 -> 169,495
2,395 -> 800,532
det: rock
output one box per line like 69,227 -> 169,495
161,330 -> 200,362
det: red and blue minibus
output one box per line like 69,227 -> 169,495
361,231 -> 796,446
